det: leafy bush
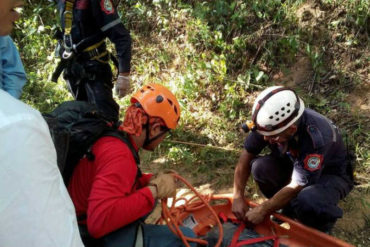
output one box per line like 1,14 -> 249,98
16,0 -> 369,185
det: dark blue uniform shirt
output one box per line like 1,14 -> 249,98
244,109 -> 352,186
57,0 -> 131,73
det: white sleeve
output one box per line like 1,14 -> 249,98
0,111 -> 84,247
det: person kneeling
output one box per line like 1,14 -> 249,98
68,83 -> 196,247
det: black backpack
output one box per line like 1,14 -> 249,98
43,101 -> 140,185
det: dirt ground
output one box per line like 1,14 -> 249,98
333,188 -> 370,246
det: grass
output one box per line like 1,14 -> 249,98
15,1 -> 370,244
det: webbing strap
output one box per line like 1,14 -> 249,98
134,224 -> 144,247
229,223 -> 245,247
236,235 -> 278,247
64,0 -> 75,35
228,222 -> 280,247
61,0 -> 76,59
83,40 -> 105,52
61,0 -> 109,60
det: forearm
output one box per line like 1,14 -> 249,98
261,184 -> 303,214
106,25 -> 131,73
233,150 -> 254,198
148,185 -> 157,198
87,187 -> 155,238
233,163 -> 250,198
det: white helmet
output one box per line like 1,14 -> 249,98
251,86 -> 305,136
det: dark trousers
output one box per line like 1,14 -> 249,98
251,155 -> 352,232
79,221 -> 196,247
63,60 -> 119,122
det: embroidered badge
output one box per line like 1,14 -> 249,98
101,0 -> 115,14
303,154 -> 323,171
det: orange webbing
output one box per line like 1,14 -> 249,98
161,173 -> 223,247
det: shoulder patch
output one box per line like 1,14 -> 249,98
306,125 -> 324,149
100,0 -> 115,14
303,154 -> 323,171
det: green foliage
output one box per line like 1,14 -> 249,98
10,1 -> 368,245
167,146 -> 195,166
321,0 -> 369,28
14,1 -> 70,112
16,0 -> 369,191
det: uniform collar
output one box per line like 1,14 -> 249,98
295,110 -> 306,137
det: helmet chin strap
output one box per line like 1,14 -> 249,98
143,121 -> 169,148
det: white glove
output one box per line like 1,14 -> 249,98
115,75 -> 131,98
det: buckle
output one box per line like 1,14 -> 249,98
61,34 -> 74,59
63,34 -> 73,49
62,50 -> 73,59
89,48 -> 100,58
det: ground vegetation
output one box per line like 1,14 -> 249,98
15,0 -> 369,245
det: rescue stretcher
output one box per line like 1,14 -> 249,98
159,174 -> 354,247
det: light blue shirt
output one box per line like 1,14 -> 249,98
0,36 -> 27,99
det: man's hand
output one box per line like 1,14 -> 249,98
149,173 -> 176,199
115,74 -> 130,98
245,205 -> 267,225
232,197 -> 249,221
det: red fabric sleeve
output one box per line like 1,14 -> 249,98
138,173 -> 153,187
86,137 -> 155,238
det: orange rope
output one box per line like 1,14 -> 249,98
160,173 -> 223,247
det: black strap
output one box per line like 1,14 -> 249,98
78,42 -> 108,61
62,0 -> 76,56
102,130 -> 142,179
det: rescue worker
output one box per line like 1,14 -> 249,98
232,86 -> 354,233
68,83 -> 196,247
53,0 -> 132,122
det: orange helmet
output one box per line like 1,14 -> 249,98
130,83 -> 181,129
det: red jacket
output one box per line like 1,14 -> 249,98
68,136 -> 154,238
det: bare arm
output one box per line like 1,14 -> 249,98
233,149 -> 255,198
246,181 -> 303,224
232,149 -> 256,220
262,181 -> 303,213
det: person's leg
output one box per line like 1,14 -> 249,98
63,62 -> 87,100
84,62 -> 119,122
289,175 -> 352,232
102,221 -> 140,247
250,155 -> 293,198
78,224 -> 104,247
142,224 -> 196,247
